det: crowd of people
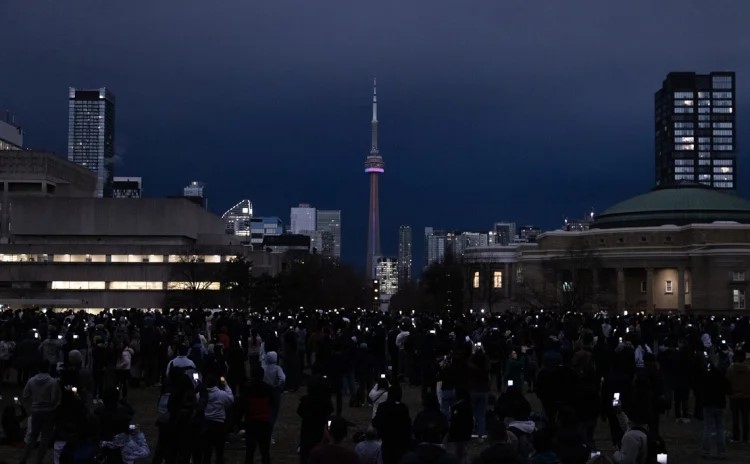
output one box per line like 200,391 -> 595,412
0,307 -> 747,464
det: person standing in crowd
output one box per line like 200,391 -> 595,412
20,360 -> 61,464
503,349 -> 525,393
116,341 -> 134,400
201,374 -> 234,464
701,358 -> 728,459
473,415 -> 522,464
727,349 -> 750,443
38,329 -> 63,368
369,374 -> 390,418
373,385 -> 412,464
298,374 -> 334,464
242,366 -> 275,464
308,418 -> 362,464
261,350 -> 286,440
354,428 -> 382,464
400,402 -> 457,464
467,345 -> 490,439
446,388 -> 473,464
439,354 -> 458,420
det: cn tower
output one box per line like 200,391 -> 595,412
364,79 -> 384,280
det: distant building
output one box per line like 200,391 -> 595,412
290,203 -> 316,234
261,234 -> 311,254
519,225 -> 541,243
655,72 -> 736,190
0,112 -> 23,150
376,256 -> 398,310
222,199 -> 253,241
398,225 -> 412,288
492,222 -> 516,246
317,210 -> 341,259
250,217 -> 283,247
183,181 -> 206,208
563,210 -> 595,231
453,232 -> 491,259
425,227 -> 450,268
68,88 -> 115,198
112,177 -> 142,198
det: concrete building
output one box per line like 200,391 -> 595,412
0,196 -> 284,310
290,204 -> 316,234
0,113 -> 23,150
183,181 -> 206,208
112,177 -> 142,198
398,225 -> 412,289
68,88 -> 115,197
462,185 -> 750,313
317,210 -> 341,259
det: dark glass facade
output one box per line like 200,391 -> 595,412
68,88 -> 115,197
655,72 -> 736,190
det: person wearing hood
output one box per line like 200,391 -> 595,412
201,374 -> 234,464
20,360 -> 61,464
262,351 -> 286,434
727,349 -> 750,443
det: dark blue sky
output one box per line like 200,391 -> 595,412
2,1 -> 750,270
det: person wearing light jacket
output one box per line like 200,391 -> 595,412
612,407 -> 648,464
101,427 -> 150,464
116,343 -> 134,400
20,360 -> 61,464
201,374 -> 234,464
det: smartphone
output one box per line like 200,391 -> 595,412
590,452 -> 601,459
612,399 -> 620,407
71,387 -> 78,394
614,393 -> 620,401
57,335 -> 63,340
220,376 -> 226,383
73,335 -> 79,340
327,420 -> 332,428
192,372 -> 199,381
429,330 -> 436,335
13,396 -> 18,402
507,380 -> 514,387
380,374 -> 386,379
656,453 -> 668,464
618,337 -> 623,343
129,424 -> 137,432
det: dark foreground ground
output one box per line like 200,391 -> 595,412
0,380 -> 748,464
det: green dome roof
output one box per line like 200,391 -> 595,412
593,186 -> 750,229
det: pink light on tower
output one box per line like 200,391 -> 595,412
364,78 -> 385,279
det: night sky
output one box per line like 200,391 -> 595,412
2,1 -> 750,270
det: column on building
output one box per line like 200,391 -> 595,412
677,266 -> 686,311
646,267 -> 654,312
504,262 -> 510,299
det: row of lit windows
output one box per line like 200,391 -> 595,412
10,254 -> 234,263
51,281 -> 222,290
471,271 -> 503,289
715,182 -> 734,188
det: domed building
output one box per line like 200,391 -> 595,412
462,185 -> 750,313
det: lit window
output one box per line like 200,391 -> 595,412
733,289 -> 746,310
53,254 -> 106,263
493,271 -> 503,289
640,281 -> 646,293
109,281 -> 163,290
665,280 -> 673,294
51,281 -> 106,290
732,271 -> 746,282
473,271 -> 479,289
685,277 -> 689,294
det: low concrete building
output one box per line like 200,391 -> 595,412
0,196 -> 285,310
463,186 -> 750,313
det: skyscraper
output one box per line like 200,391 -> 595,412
492,222 -> 516,246
376,256 -> 399,310
290,203 -> 317,234
398,226 -> 412,289
655,72 -> 736,190
222,199 -> 253,239
68,88 -> 115,197
424,227 -> 448,268
365,79 -> 384,279
317,210 -> 342,259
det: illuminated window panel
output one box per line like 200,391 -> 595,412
493,271 -> 503,288
472,271 -> 479,289
51,281 -> 106,290
167,281 -> 221,290
109,281 -> 163,290
53,254 -> 106,263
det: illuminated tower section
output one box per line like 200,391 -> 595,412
365,79 -> 384,279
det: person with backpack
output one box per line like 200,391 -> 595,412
165,345 -> 196,378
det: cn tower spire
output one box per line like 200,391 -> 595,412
364,78 -> 385,281
371,78 -> 378,153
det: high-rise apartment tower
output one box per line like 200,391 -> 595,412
398,225 -> 412,289
68,88 -> 115,197
655,72 -> 736,190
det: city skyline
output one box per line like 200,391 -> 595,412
3,1 -> 750,269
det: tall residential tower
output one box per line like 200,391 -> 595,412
317,210 -> 342,260
68,88 -> 115,197
398,225 -> 412,289
655,72 -> 736,190
365,79 -> 384,279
